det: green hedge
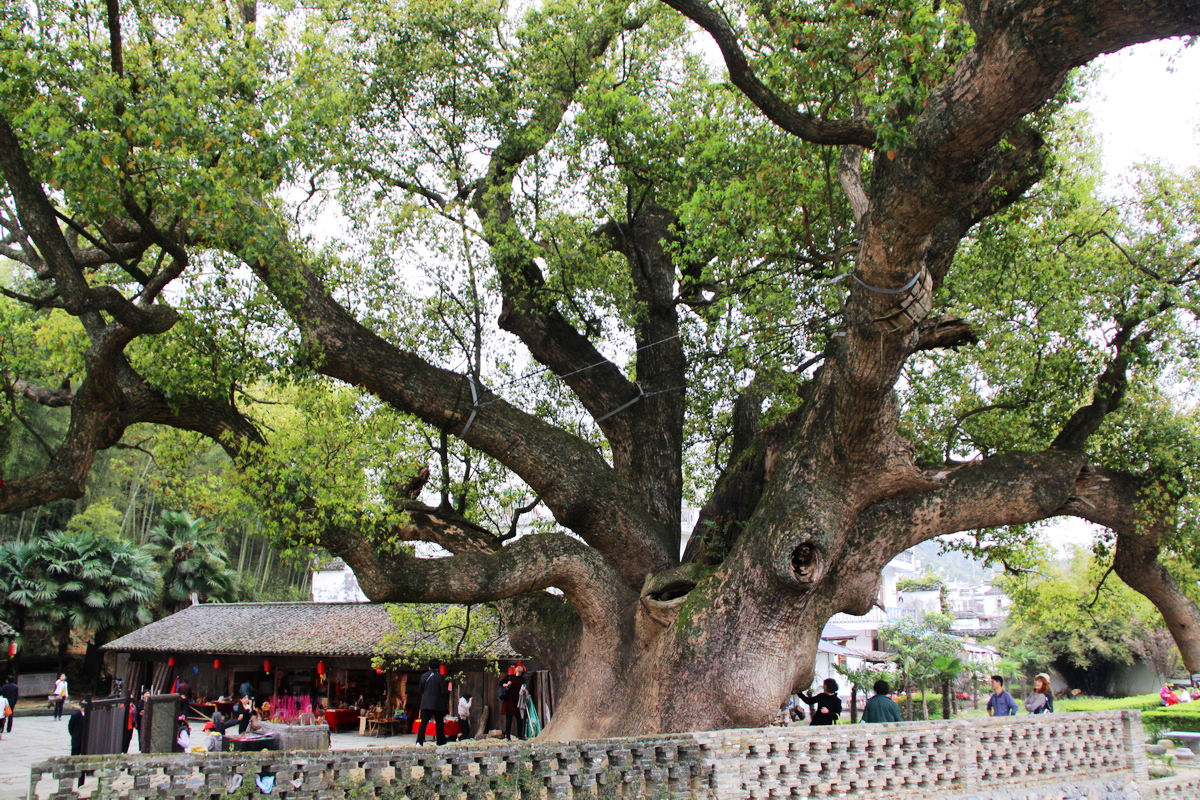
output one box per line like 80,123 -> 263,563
897,693 -> 945,721
1142,703 -> 1200,740
1056,694 -> 1162,713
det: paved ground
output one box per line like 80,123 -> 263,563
1,713 -> 73,800
3,713 -> 475,800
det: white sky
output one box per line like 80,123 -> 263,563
1083,39 -> 1200,187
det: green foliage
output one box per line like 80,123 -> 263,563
374,604 -> 507,674
879,612 -> 963,719
146,510 -> 238,613
1,527 -> 159,651
1054,693 -> 1162,713
994,548 -> 1176,678
64,502 -> 124,539
1143,703 -> 1200,739
897,570 -> 945,592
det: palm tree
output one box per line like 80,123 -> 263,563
38,530 -> 159,671
0,539 -> 54,671
147,510 -> 237,613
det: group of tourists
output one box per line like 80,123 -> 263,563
985,673 -> 1054,716
783,677 -> 904,725
411,660 -> 537,746
784,672 -> 1057,726
1159,682 -> 1198,706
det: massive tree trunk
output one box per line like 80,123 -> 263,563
2,0 -> 1200,740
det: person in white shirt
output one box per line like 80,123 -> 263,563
456,693 -> 473,739
52,674 -> 69,721
0,693 -> 10,740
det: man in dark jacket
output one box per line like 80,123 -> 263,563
66,700 -> 90,786
1,675 -> 17,733
862,679 -> 904,723
415,661 -> 449,746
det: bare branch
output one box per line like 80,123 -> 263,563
7,377 -> 73,407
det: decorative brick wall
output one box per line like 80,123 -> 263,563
28,710 -> 1167,800
1145,772 -> 1200,800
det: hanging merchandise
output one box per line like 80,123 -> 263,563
525,702 -> 542,738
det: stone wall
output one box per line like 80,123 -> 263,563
1145,772 -> 1200,800
27,710 -> 1172,800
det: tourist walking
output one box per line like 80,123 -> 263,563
862,679 -> 904,723
799,678 -> 842,725
52,673 -> 69,720
1,674 -> 17,733
415,660 -> 449,746
1025,673 -> 1054,714
986,675 -> 1017,716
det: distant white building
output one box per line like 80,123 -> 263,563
311,558 -> 369,603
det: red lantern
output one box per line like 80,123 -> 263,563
375,666 -> 384,675
438,664 -> 448,676
7,641 -> 16,658
167,656 -> 175,667
507,665 -> 516,675
263,658 -> 271,674
213,658 -> 221,670
316,661 -> 326,676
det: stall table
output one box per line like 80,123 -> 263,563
324,708 -> 360,732
365,718 -> 403,737
411,718 -> 461,738
223,733 -> 279,751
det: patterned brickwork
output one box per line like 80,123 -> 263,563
27,710 -> 1167,800
1145,771 -> 1200,800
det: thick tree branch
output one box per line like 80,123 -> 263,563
1052,318 -> 1153,451
321,526 -> 634,634
658,0 -> 875,147
849,450 -> 1089,570
1061,467 -> 1200,673
6,377 -> 73,407
837,146 -> 869,225
594,200 -> 688,536
472,5 -> 639,434
223,212 -> 674,585
913,316 -> 978,352
0,114 -> 177,336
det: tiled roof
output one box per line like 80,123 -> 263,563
102,602 -> 520,659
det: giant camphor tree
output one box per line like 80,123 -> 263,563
2,0 -> 1200,739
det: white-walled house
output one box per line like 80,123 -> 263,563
311,558 -> 369,603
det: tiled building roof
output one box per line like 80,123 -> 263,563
102,602 -> 519,660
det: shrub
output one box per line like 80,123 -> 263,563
1056,693 -> 1162,713
1142,702 -> 1200,741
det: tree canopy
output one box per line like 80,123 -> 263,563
2,0 -> 1200,737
